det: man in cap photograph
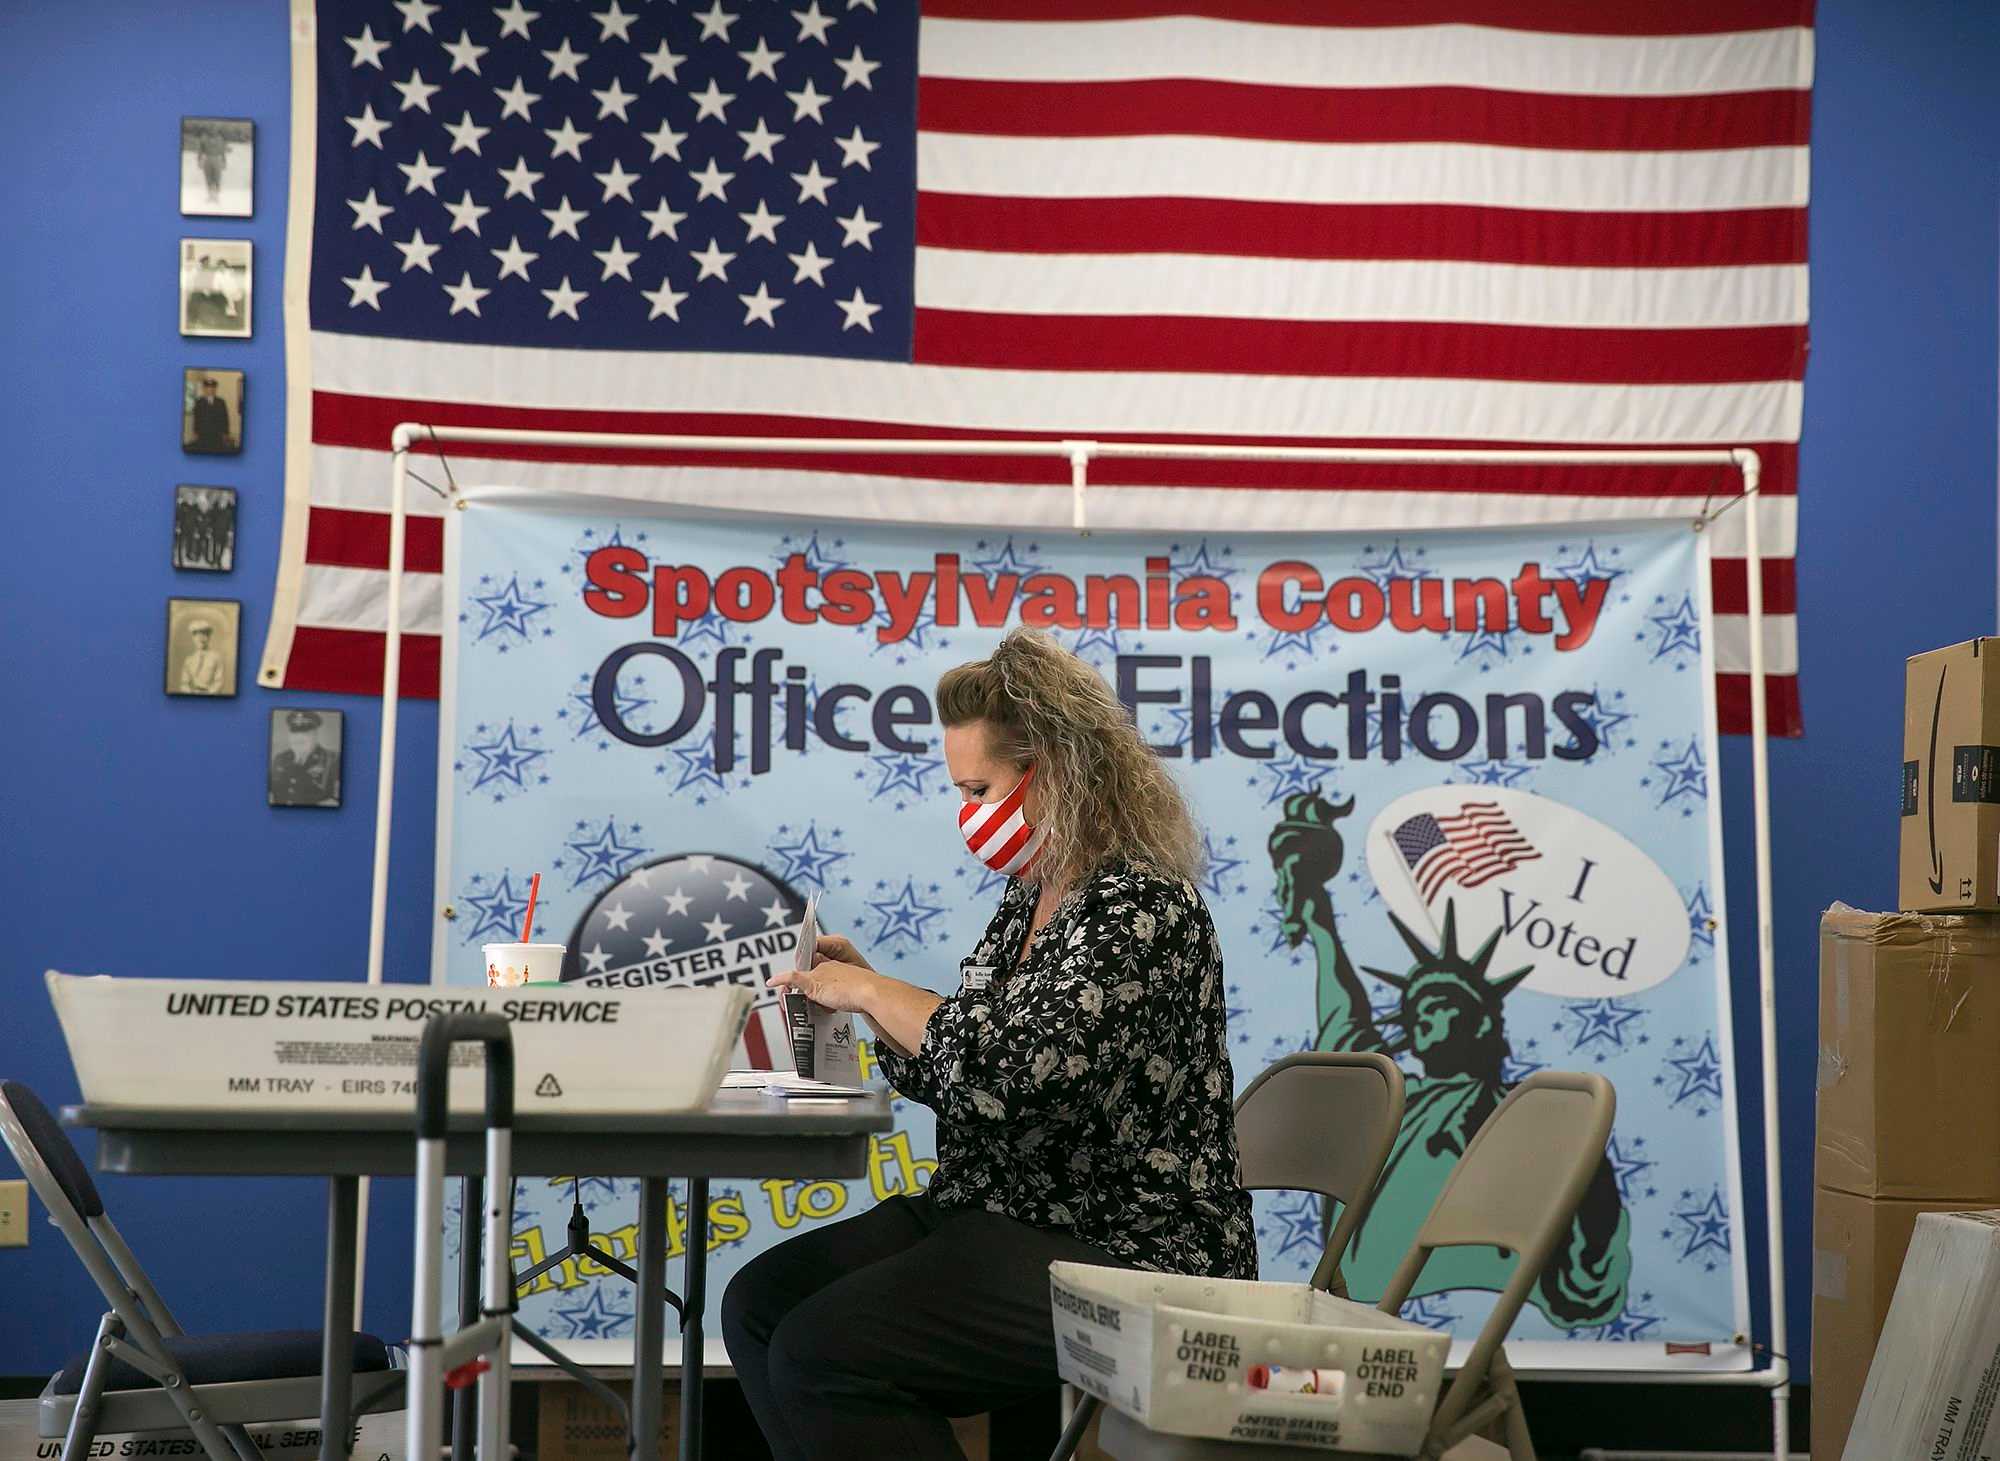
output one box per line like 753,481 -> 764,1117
177,617 -> 226,694
270,709 -> 340,807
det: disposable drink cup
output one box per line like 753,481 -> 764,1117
484,942 -> 565,988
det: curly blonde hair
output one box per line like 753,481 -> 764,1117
936,629 -> 1204,893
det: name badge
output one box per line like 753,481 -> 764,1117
961,961 -> 996,992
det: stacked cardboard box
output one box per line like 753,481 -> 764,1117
1815,640 -> 2000,1457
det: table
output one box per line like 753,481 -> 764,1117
66,1092 -> 893,1461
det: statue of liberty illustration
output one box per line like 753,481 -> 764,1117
1268,790 -> 1631,1328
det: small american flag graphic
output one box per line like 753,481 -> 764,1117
1392,801 -> 1540,902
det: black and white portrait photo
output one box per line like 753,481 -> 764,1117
164,598 -> 239,698
182,368 -> 244,455
172,485 -> 236,572
180,117 -> 253,217
269,708 -> 342,809
179,238 -> 252,338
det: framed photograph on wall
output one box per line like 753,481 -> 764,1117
179,238 -> 252,338
182,367 -> 243,455
180,117 -> 253,217
165,597 -> 240,698
172,485 -> 237,572
269,709 -> 343,808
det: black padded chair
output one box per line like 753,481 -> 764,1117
0,1080 -> 404,1461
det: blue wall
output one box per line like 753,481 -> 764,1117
2,0 -> 1996,1389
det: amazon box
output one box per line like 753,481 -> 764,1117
1816,905 -> 2000,1200
1902,638 -> 2000,911
1812,1188 -> 1971,1461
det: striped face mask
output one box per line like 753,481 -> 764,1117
958,764 -> 1045,877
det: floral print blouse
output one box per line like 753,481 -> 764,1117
878,861 -> 1258,1279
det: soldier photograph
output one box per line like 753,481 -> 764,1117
180,117 -> 253,217
172,485 -> 235,572
269,708 -> 342,808
182,368 -> 243,455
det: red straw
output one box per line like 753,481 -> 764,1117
520,873 -> 541,942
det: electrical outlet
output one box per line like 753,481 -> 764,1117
0,1179 -> 26,1246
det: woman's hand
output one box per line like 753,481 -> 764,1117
812,932 -> 874,972
768,958 -> 880,1015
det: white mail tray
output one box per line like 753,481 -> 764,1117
46,971 -> 751,1116
1049,1262 -> 1448,1455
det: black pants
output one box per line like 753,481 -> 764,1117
720,1192 -> 1127,1460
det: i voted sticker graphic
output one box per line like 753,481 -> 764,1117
1364,788 -> 1691,999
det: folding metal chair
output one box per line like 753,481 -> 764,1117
0,1080 -> 403,1461
1095,1070 -> 1617,1461
1051,1051 -> 1406,1461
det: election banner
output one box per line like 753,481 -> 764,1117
433,493 -> 1747,1371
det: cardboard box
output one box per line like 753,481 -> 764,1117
1846,1209 -> 2000,1459
1049,1262 -> 1446,1455
1902,639 -> 2000,912
538,1382 -> 675,1461
0,1399 -> 404,1461
1816,904 -> 2000,1200
534,1382 -> 983,1459
1811,1187 -> 1972,1461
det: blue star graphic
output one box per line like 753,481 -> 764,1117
1501,1037 -> 1547,1085
666,743 -> 728,798
678,609 -> 734,651
1169,539 -> 1238,584
971,538 -> 1046,579
1455,623 -> 1515,664
1260,621 -> 1330,663
1647,594 -> 1702,659
564,819 -> 648,889
781,531 -> 851,578
1265,1191 -> 1323,1261
1562,1000 -> 1644,1055
1153,700 -> 1223,755
954,863 -> 1012,902
464,721 -> 550,792
769,823 -> 851,890
1570,687 -> 1635,757
1196,833 -> 1245,900
469,574 -> 551,642
1355,540 -> 1431,588
1686,885 -> 1715,949
868,598 -> 944,657
1456,756 -> 1533,788
549,1174 -> 628,1206
869,880 -> 950,949
868,751 -> 941,803
567,524 -> 646,579
1068,624 -> 1129,659
1605,1136 -> 1656,1202
1577,1302 -> 1664,1343
564,668 -> 648,740
1650,739 -> 1707,807
1669,1189 -> 1732,1264
459,872 -> 534,942
1664,1035 -> 1725,1107
1553,542 -> 1626,588
1254,753 -> 1329,806
552,1284 -> 633,1340
1399,1294 -> 1461,1329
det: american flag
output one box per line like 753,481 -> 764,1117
261,1 -> 1812,735
1392,802 -> 1540,901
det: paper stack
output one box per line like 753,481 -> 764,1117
1845,1209 -> 2000,1459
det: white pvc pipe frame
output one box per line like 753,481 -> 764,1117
362,427 -> 1786,1457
